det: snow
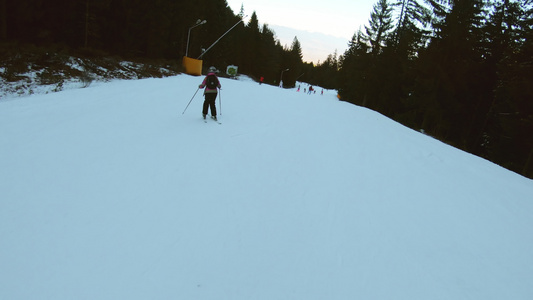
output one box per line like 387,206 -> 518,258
1,74 -> 533,299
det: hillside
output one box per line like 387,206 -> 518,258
0,44 -> 181,98
1,74 -> 532,299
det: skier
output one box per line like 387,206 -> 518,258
199,66 -> 221,121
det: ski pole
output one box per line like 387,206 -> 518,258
218,88 -> 222,115
182,87 -> 200,115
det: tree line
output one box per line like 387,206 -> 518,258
2,0 -> 532,178
2,0 -> 307,86
338,0 -> 533,179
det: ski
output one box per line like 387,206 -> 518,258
210,116 -> 221,125
202,117 -> 221,124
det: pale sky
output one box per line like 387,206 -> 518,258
225,0 -> 377,63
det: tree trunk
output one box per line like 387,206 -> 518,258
85,0 -> 89,48
523,145 -> 533,178
0,0 -> 6,40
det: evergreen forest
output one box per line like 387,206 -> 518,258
2,0 -> 533,178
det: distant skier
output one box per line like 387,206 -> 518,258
199,66 -> 221,121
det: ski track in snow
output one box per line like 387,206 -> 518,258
1,74 -> 533,300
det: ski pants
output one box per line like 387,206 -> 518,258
202,93 -> 217,116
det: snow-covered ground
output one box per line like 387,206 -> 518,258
1,74 -> 532,299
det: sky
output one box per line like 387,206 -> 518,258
225,0 -> 378,63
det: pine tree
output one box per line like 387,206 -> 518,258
481,0 -> 533,176
290,37 -> 303,62
392,0 -> 431,56
411,0 -> 487,148
258,24 -> 282,84
280,36 -> 304,87
242,11 -> 262,77
363,0 -> 395,55
314,50 -> 340,89
339,30 -> 371,105
239,4 -> 245,18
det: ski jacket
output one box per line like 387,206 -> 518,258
199,72 -> 221,94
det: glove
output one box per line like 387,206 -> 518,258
199,84 -> 202,88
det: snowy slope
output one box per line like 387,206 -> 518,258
1,75 -> 533,300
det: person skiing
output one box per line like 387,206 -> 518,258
199,66 -> 221,121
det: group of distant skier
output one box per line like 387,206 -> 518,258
194,67 -> 324,122
297,84 -> 324,95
